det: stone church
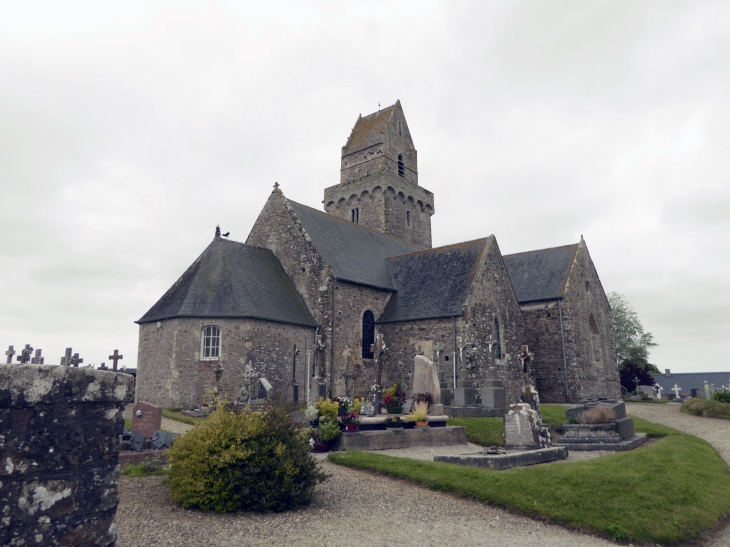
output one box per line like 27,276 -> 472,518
135,101 -> 620,408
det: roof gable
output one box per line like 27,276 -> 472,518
137,238 -> 317,326
287,199 -> 418,290
503,244 -> 579,303
378,238 -> 490,323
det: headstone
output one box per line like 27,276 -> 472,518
704,381 -> 712,400
412,355 -> 441,404
17,344 -> 33,364
150,430 -> 178,450
5,345 -> 15,364
69,353 -> 83,368
402,399 -> 414,415
98,362 -> 108,370
132,401 -> 163,440
481,366 -> 506,410
258,378 -> 273,399
671,384 -> 682,398
30,349 -> 44,365
108,349 -> 123,372
504,403 -> 543,450
454,370 -> 478,406
691,388 -> 698,398
60,347 -> 72,367
128,431 -> 145,452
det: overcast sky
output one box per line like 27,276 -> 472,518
1,1 -> 728,373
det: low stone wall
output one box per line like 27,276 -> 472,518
0,364 -> 134,547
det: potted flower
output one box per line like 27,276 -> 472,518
382,383 -> 406,414
312,418 -> 341,451
413,393 -> 433,405
385,415 -> 403,429
402,401 -> 430,427
340,410 -> 360,432
304,403 -> 319,426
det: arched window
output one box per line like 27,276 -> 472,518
494,317 -> 502,360
397,154 -> 404,177
201,325 -> 221,360
589,314 -> 601,362
362,311 -> 375,359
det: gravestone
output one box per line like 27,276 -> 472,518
481,366 -> 505,410
258,378 -> 273,399
704,381 -> 712,400
504,403 -> 547,450
5,345 -> 15,364
691,388 -> 698,398
412,355 -> 441,404
150,430 -> 177,450
17,344 -> 33,364
128,431 -> 146,452
402,399 -> 414,415
132,401 -> 163,440
453,372 -> 478,406
30,349 -> 44,364
108,349 -> 123,371
60,347 -> 73,367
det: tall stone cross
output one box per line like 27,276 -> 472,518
5,345 -> 15,364
60,348 -> 73,367
671,384 -> 682,398
109,349 -> 123,372
370,333 -> 386,390
31,349 -> 44,365
17,344 -> 33,364
70,353 -> 83,368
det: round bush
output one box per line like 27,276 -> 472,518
167,405 -> 326,512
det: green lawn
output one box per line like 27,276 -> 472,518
681,397 -> 730,420
162,408 -> 206,426
331,411 -> 730,544
447,417 -> 504,446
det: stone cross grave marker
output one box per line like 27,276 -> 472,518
109,349 -> 123,371
672,384 -> 682,398
30,349 -> 44,364
5,345 -> 15,364
17,344 -> 33,364
70,353 -> 83,368
60,348 -> 73,367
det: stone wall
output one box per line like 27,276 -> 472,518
519,242 -> 620,403
0,364 -> 134,547
136,317 -> 315,408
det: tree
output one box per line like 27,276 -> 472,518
608,292 -> 659,392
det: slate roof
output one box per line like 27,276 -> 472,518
288,200 -> 419,290
502,244 -> 579,303
377,238 -> 490,323
342,104 -> 395,156
137,238 -> 317,327
652,372 -> 730,394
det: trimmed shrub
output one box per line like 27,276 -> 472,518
714,390 -> 730,404
167,405 -> 326,512
681,397 -> 730,420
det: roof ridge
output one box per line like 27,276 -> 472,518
287,198 -> 420,249
387,236 -> 492,259
503,242 -> 579,258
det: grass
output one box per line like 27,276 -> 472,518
121,458 -> 168,477
447,417 -> 504,446
622,397 -> 671,404
162,408 -> 206,426
124,418 -> 132,430
681,397 -> 730,420
329,426 -> 730,545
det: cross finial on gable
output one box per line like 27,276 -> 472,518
273,182 -> 280,190
215,225 -> 221,238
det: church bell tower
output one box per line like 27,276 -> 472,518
323,100 -> 434,249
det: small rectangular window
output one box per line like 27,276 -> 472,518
351,208 -> 359,223
406,210 -> 410,227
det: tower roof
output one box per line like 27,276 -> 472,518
136,238 -> 317,327
502,244 -> 579,303
342,102 -> 398,156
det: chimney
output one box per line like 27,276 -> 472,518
665,369 -> 671,377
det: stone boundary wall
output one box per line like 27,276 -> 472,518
0,364 -> 134,547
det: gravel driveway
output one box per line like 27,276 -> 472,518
116,404 -> 730,547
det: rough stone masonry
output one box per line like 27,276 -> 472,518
0,364 -> 134,547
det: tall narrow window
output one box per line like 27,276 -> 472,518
362,311 -> 375,359
397,154 -> 404,177
406,210 -> 410,227
351,208 -> 359,223
201,326 -> 221,360
589,314 -> 601,362
494,318 -> 502,360
398,121 -> 402,136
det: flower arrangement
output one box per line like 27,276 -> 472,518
332,396 -> 353,415
382,383 -> 406,409
315,398 -> 339,420
402,401 -> 430,423
384,415 -> 403,428
304,404 -> 319,422
413,393 -> 433,404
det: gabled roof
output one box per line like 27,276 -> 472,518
502,244 -> 579,303
652,372 -> 730,393
342,103 -> 396,156
377,238 -> 490,323
137,238 -> 317,327
287,200 -> 418,290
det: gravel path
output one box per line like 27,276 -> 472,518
116,404 -> 730,546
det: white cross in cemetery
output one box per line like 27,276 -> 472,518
5,345 -> 15,364
108,349 -> 123,371
671,384 -> 682,398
